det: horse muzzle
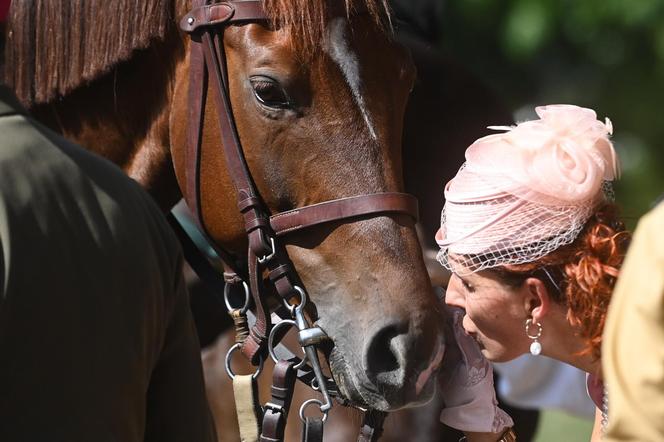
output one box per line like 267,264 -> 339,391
325,315 -> 445,411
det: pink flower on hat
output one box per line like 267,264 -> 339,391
465,104 -> 619,205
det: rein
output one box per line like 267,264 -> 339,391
177,1 -> 415,440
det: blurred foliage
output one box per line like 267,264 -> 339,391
534,409 -> 592,441
437,0 -> 664,224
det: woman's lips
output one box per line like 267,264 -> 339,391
459,314 -> 485,350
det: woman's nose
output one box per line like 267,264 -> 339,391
444,276 -> 466,309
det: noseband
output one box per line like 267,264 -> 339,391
177,1 -> 417,440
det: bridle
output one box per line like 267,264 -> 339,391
175,1 -> 418,440
178,1 -> 417,440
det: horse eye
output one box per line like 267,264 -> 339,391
250,76 -> 291,109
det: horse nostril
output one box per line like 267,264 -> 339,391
364,323 -> 408,382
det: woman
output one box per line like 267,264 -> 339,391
436,104 -> 630,440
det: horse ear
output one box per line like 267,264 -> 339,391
523,277 -> 551,321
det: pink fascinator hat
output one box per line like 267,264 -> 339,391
436,104 -> 620,274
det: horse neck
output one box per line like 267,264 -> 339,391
30,29 -> 186,211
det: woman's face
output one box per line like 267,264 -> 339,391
445,269 -> 531,362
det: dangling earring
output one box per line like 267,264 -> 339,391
525,318 -> 543,355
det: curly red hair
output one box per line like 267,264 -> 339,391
495,203 -> 630,360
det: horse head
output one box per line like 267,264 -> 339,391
170,1 -> 444,410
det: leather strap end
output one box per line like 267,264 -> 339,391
180,3 -> 234,33
241,328 -> 268,366
181,1 -> 268,33
301,417 -> 324,442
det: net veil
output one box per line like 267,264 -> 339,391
436,105 -> 620,275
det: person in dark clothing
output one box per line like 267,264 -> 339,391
0,84 -> 217,441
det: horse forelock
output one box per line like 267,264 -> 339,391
264,0 -> 391,59
2,0 -> 390,106
3,0 -> 177,106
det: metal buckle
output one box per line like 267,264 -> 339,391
257,236 -> 276,264
263,402 -> 285,415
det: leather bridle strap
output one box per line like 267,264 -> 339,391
181,1 -> 274,262
302,418 -> 324,442
259,360 -> 297,442
182,0 -> 250,275
270,192 -> 419,236
182,1 -> 275,365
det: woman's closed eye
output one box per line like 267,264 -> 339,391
460,278 -> 475,293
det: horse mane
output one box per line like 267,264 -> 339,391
3,0 -> 174,106
264,0 -> 391,57
3,0 -> 390,106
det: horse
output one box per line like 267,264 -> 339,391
191,9 -> 517,439
3,0 -> 452,439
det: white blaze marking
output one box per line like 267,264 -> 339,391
324,18 -> 378,140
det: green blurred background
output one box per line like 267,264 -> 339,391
534,409 -> 592,441
437,0 -> 664,224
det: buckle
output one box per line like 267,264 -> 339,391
257,236 -> 276,264
263,402 -> 285,415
